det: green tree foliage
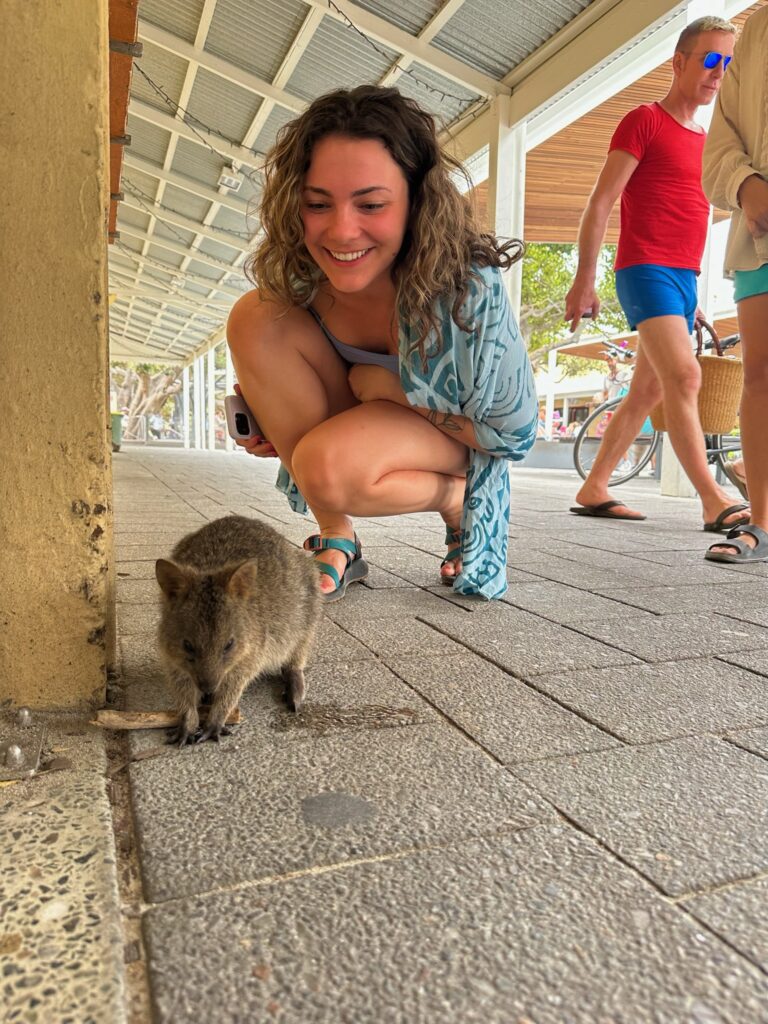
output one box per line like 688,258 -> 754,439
520,243 -> 627,370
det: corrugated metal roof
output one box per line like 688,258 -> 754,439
139,0 -> 208,44
185,67 -> 264,144
204,0 -> 308,82
285,16 -> 397,102
169,136 -> 226,187
157,184 -> 211,223
132,41 -> 189,111
251,105 -> 296,158
126,116 -> 172,164
393,62 -> 480,127
348,0 -> 441,35
433,0 -> 592,78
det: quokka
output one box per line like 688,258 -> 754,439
155,515 -> 321,745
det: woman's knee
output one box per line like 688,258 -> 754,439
743,357 -> 768,396
627,375 -> 663,408
292,431 -> 358,509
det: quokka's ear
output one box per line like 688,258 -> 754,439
224,559 -> 258,599
155,559 -> 193,600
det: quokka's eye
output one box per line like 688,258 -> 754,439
223,638 -> 235,653
182,639 -> 195,656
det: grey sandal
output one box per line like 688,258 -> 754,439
304,533 -> 369,602
705,524 -> 768,564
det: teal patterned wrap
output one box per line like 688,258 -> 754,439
276,264 -> 537,599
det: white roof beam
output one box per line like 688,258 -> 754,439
121,195 -> 249,253
379,0 -> 467,87
303,0 -> 502,97
116,224 -> 243,280
139,21 -> 307,114
111,246 -> 245,299
131,99 -> 265,172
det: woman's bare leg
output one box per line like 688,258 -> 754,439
709,292 -> 768,554
228,297 -> 361,591
291,401 -> 468,579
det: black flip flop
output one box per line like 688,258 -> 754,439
702,503 -> 750,533
569,500 -> 646,521
705,524 -> 768,564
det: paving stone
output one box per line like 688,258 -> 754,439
309,618 -> 376,663
726,725 -> 768,760
499,580 -> 637,622
420,603 -> 641,676
129,722 -> 552,902
115,559 -> 161,581
117,577 -> 159,603
684,876 -> 768,973
586,581 -> 768,615
568,612 -> 768,662
117,602 -> 160,635
528,659 -> 768,743
323,585 -> 455,624
388,654 -> 620,763
340,618 -> 467,658
142,827 -> 768,1024
513,736 -> 768,896
503,553 -> 652,590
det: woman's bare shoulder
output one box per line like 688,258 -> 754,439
227,290 -> 306,340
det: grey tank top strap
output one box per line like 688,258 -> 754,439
306,306 -> 400,374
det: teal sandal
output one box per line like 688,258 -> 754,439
440,526 -> 462,586
304,533 -> 369,603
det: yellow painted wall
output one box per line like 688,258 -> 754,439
0,1 -> 115,708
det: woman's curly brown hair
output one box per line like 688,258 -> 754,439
245,85 -> 524,363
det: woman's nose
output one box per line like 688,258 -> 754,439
327,205 -> 358,241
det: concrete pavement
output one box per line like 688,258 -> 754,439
4,446 -> 767,1023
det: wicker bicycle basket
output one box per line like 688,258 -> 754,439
649,320 -> 743,433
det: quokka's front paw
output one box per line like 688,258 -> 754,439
167,723 -> 197,747
193,722 -> 233,744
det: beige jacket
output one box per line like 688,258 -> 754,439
702,6 -> 768,273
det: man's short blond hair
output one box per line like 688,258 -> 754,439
675,16 -> 736,52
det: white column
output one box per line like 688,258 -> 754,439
182,365 -> 190,449
193,356 -> 203,450
207,348 -> 216,450
224,344 -> 235,452
487,97 -> 526,317
544,349 -> 557,440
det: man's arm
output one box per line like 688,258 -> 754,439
564,149 -> 639,332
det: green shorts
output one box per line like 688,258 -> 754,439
734,263 -> 768,303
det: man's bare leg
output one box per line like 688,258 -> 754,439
574,346 -> 662,516
709,293 -> 768,554
635,315 -> 750,528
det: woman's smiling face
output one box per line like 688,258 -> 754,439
301,134 -> 410,295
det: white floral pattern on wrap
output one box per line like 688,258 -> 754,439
276,264 -> 538,599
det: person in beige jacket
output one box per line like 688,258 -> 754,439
703,5 -> 768,563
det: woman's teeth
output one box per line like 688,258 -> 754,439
329,249 -> 369,261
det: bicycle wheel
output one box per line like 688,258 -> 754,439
573,397 -> 661,484
711,431 -> 746,498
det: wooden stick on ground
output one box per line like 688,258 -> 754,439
91,708 -> 242,731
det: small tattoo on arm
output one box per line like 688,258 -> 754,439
427,410 -> 463,433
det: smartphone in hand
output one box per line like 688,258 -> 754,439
224,394 -> 263,441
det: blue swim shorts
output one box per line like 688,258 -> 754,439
734,263 -> 768,303
614,264 -> 698,331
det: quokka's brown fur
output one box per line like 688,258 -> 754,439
155,515 -> 321,745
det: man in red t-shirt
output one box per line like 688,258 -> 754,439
565,16 -> 749,532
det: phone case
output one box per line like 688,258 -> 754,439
224,394 -> 262,441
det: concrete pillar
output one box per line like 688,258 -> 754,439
0,1 -> 113,708
487,97 -> 526,317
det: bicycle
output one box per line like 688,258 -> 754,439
573,335 -> 744,492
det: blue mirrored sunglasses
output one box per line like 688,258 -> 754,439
702,51 -> 732,69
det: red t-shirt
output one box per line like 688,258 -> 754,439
609,102 -> 710,272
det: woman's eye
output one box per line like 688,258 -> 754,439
305,202 -> 329,211
360,203 -> 385,211
223,638 -> 235,653
182,640 -> 195,657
